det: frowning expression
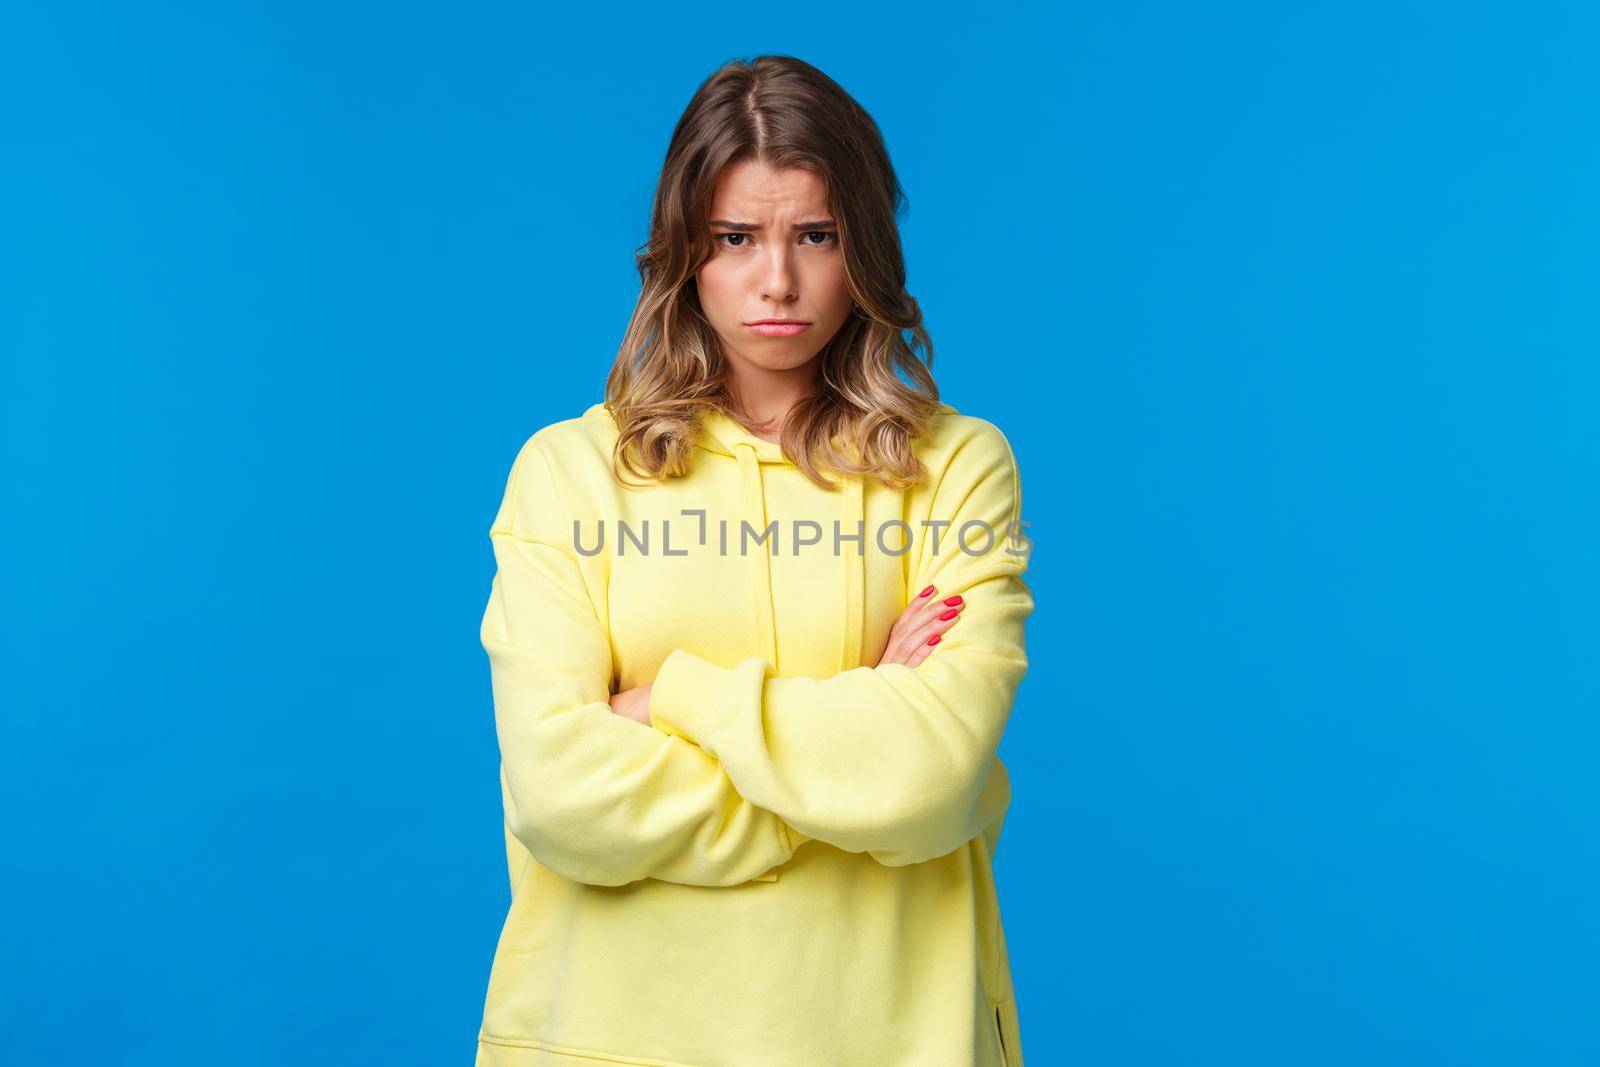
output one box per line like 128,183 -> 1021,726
695,159 -> 854,373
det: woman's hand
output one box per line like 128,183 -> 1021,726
609,684 -> 654,726
874,585 -> 965,669
615,586 -> 962,720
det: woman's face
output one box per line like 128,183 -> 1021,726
695,159 -> 854,377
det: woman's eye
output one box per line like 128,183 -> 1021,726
714,231 -> 836,248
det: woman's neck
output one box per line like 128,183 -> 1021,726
722,364 -> 818,442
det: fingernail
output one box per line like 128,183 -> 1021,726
943,596 -> 963,606
938,609 -> 958,621
926,634 -> 941,646
919,585 -> 936,597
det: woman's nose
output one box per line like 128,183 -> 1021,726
760,250 -> 797,302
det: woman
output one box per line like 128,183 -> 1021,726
476,55 -> 1034,1067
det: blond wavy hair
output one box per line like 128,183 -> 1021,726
602,54 -> 943,492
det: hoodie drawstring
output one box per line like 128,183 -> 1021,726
581,400 -> 960,683
839,471 -> 865,673
735,442 -> 781,671
734,440 -> 866,676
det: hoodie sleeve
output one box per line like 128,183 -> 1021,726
647,418 -> 1034,867
480,433 -> 805,888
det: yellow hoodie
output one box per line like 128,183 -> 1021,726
476,400 -> 1034,1067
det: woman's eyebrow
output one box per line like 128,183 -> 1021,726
709,219 -> 837,231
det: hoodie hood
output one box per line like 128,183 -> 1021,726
581,400 -> 951,675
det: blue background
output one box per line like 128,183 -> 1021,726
5,3 -> 1596,1064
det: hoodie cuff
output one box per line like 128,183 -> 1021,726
648,648 -> 735,746
778,821 -> 810,856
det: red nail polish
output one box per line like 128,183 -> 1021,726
938,608 -> 958,621
918,585 -> 935,597
926,634 -> 941,646
943,596 -> 963,606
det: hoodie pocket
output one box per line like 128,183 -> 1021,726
990,998 -> 1021,1067
992,1001 -> 1009,1066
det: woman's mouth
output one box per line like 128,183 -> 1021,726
746,321 -> 811,337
